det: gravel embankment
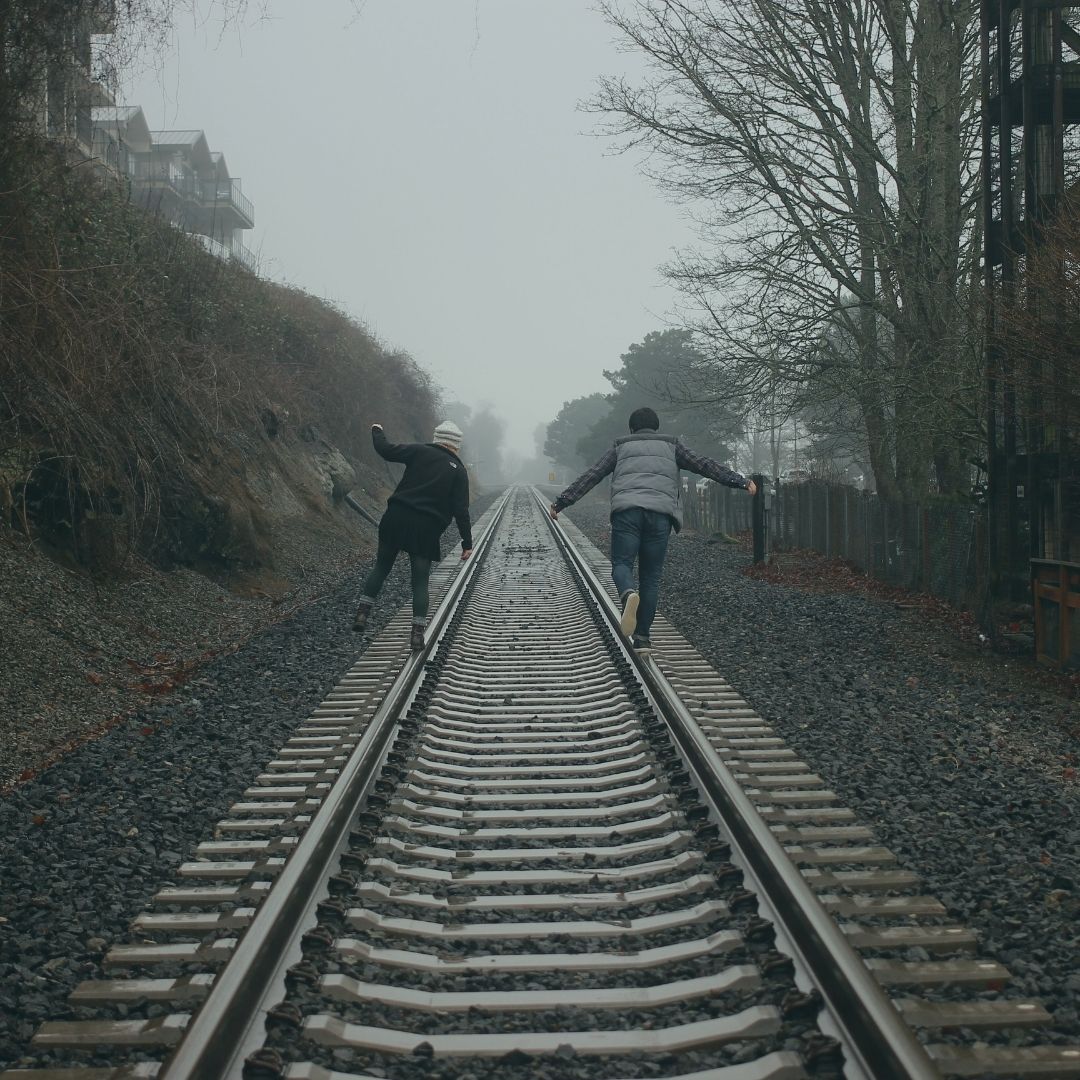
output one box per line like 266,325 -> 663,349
563,492 -> 1080,1040
2,485 -> 1076,1070
0,511 -> 488,1070
0,501 -> 379,790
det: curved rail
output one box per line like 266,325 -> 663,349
159,490 -> 513,1080
538,487 -> 939,1080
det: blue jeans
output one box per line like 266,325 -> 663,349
610,508 -> 672,641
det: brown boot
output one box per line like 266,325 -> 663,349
410,624 -> 426,651
352,599 -> 374,633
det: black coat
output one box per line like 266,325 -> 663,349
373,428 -> 473,551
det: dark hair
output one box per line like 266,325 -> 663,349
628,406 -> 660,432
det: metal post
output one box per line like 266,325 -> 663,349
982,0 -> 1001,608
865,496 -> 871,573
883,500 -> 890,580
764,480 -> 772,560
825,485 -> 832,559
752,474 -> 766,563
922,507 -> 932,592
844,487 -> 850,561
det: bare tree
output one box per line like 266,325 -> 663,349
594,0 -> 984,498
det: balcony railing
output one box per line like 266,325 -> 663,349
200,179 -> 255,226
90,128 -> 129,176
125,156 -> 255,225
195,233 -> 230,260
229,239 -> 258,271
194,232 -> 259,273
131,160 -> 198,200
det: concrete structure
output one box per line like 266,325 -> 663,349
982,0 -> 1080,665
86,109 -> 257,270
40,8 -> 257,273
36,4 -> 116,151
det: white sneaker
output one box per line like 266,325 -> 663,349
620,591 -> 639,637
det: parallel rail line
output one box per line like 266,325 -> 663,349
4,487 -> 1078,1080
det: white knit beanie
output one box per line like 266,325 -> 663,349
432,420 -> 464,451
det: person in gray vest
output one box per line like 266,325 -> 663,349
549,407 -> 756,651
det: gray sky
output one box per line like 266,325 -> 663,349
124,1 -> 695,456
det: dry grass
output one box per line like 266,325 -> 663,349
0,152 -> 437,571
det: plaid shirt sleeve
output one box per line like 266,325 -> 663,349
553,448 -> 617,510
676,442 -> 750,489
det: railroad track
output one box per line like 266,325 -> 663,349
5,487 -> 1078,1080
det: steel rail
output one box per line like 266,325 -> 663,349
537,488 -> 941,1080
159,489 -> 513,1080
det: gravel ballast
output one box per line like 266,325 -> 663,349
262,491 -> 821,1080
0,497 -> 493,1070
0,491 -> 389,791
562,491 -> 1080,1041
2,484 -> 1077,1070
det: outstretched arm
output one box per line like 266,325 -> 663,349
676,443 -> 756,494
549,448 -> 617,519
454,470 -> 474,558
371,424 -> 417,464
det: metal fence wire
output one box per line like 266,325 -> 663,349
681,481 -> 754,538
684,480 -> 984,611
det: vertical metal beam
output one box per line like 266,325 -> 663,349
844,486 -> 850,562
982,0 -> 1001,604
1022,0 -> 1040,568
1051,8 -> 1065,199
1050,5 -> 1067,559
825,484 -> 831,560
986,0 -> 1079,616
751,475 -> 765,564
922,508 -> 932,592
1022,1 -> 1037,225
997,0 -> 1022,598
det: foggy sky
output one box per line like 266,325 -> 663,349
123,1 -> 695,456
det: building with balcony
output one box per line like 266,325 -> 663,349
31,6 -> 255,272
31,4 -> 116,153
88,108 -> 257,271
88,104 -> 147,178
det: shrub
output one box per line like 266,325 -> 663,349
0,152 -> 437,569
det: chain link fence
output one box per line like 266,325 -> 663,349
684,479 -> 986,612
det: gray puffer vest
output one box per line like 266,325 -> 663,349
610,432 -> 683,531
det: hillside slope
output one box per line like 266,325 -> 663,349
0,154 -> 442,786
0,455 -> 393,788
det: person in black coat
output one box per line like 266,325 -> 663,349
353,420 -> 473,649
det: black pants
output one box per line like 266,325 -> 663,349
360,544 -> 432,622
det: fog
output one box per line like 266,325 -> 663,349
122,1 -> 695,456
